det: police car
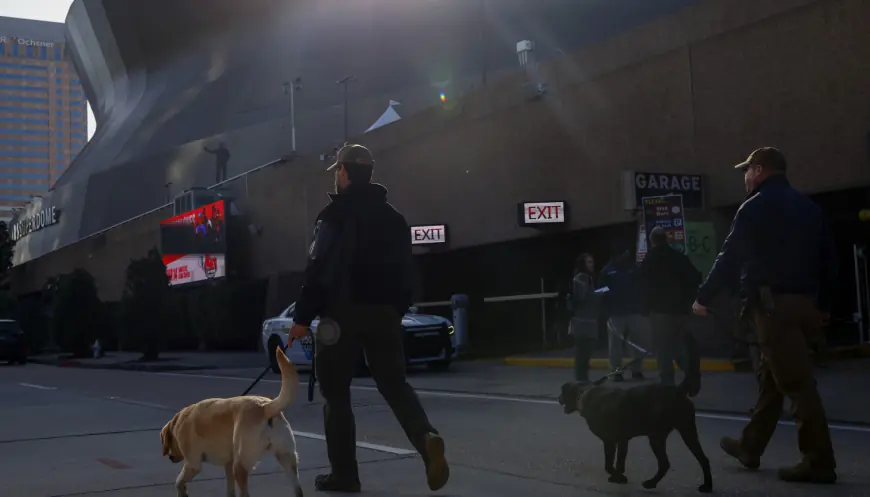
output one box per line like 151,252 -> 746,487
261,302 -> 457,375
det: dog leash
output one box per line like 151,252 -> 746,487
241,330 -> 318,403
593,318 -> 655,386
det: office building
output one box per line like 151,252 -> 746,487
0,16 -> 87,225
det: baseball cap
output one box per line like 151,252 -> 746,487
327,143 -> 375,171
733,147 -> 787,172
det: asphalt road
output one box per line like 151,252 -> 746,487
2,361 -> 869,497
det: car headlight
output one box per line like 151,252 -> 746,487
448,325 -> 455,335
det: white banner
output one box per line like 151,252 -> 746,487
164,254 -> 226,286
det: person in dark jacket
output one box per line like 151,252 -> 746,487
567,253 -> 600,383
287,144 -> 449,493
638,226 -> 702,386
692,147 -> 838,484
599,243 -> 650,381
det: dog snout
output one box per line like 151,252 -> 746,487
168,455 -> 182,463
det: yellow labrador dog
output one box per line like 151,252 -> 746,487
161,347 -> 302,497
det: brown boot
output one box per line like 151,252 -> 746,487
719,437 -> 760,470
777,462 -> 837,484
423,433 -> 450,491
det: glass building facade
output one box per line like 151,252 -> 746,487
0,17 -> 87,225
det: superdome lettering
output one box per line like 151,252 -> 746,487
10,206 -> 59,242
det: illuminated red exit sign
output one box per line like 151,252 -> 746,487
518,201 -> 567,226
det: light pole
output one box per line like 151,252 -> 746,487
282,77 -> 302,155
336,75 -> 355,142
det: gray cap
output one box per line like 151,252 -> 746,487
327,143 -> 375,171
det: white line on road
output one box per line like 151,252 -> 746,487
105,396 -> 171,410
153,372 -> 870,434
294,431 -> 417,456
19,382 -> 57,390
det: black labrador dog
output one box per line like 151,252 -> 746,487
558,333 -> 712,493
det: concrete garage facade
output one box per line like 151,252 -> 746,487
9,0 -> 870,352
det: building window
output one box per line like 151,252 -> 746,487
56,152 -> 64,159
70,90 -> 82,97
54,47 -> 61,60
12,43 -> 19,57
0,74 -> 48,82
0,106 -> 49,115
0,95 -> 49,104
71,79 -> 80,85
57,110 -> 63,117
25,45 -> 34,58
40,47 -> 48,60
0,43 -> 5,55
0,139 -> 49,147
0,117 -> 50,125
0,195 -> 33,200
56,132 -> 63,138
0,161 -> 48,168
71,110 -> 82,117
55,77 -> 62,85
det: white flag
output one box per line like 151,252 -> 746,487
389,100 -> 401,106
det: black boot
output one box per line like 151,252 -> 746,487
314,473 -> 361,493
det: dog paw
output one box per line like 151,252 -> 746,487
642,479 -> 657,489
608,474 -> 628,484
698,483 -> 713,493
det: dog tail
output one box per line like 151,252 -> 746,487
677,331 -> 702,398
264,346 -> 299,418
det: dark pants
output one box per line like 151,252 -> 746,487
316,304 -> 437,477
572,334 -> 593,382
739,295 -> 836,469
215,163 -> 227,183
649,313 -> 690,386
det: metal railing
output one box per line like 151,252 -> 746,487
64,157 -> 288,249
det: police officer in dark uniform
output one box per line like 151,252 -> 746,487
692,148 -> 838,483
287,144 -> 449,493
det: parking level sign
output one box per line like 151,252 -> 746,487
640,194 -> 687,258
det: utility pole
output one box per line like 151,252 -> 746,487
282,77 -> 302,155
336,75 -> 355,142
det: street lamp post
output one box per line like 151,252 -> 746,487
336,75 -> 355,142
283,77 -> 302,155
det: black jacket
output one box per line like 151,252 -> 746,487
294,183 -> 414,326
696,175 -> 838,312
638,244 -> 702,315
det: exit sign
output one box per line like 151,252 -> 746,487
411,224 -> 447,245
518,201 -> 568,227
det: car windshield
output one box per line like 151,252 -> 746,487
283,303 -> 296,318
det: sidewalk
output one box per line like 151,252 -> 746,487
28,350 -> 266,371
503,343 -> 870,372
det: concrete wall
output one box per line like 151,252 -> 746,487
11,0 -> 870,303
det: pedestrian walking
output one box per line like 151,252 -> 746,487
567,253 -> 601,383
692,147 -> 838,484
637,226 -> 702,386
287,143 -> 449,493
599,242 -> 651,381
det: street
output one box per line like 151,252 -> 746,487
2,361 -> 869,497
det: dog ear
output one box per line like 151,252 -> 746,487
160,414 -> 177,456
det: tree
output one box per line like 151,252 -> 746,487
52,268 -> 103,357
0,221 -> 13,285
121,248 -> 170,360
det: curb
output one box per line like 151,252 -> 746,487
503,357 -> 736,372
503,343 -> 870,372
28,357 -> 218,372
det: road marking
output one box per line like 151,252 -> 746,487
19,382 -> 56,390
96,457 -> 132,469
105,396 -> 171,410
152,371 -> 870,434
294,431 -> 416,456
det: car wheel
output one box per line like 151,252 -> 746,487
427,359 -> 451,372
268,337 -> 282,374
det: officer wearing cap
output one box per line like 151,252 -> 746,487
287,144 -> 449,493
692,147 -> 838,483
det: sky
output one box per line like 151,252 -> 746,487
0,0 -> 97,140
